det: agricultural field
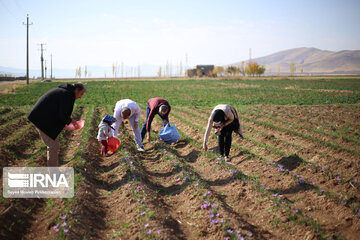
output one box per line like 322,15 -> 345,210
0,77 -> 360,240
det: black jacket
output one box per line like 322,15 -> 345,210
28,84 -> 75,140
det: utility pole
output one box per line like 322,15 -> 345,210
39,43 -> 46,80
45,60 -> 47,79
23,14 -> 33,85
50,54 -> 53,79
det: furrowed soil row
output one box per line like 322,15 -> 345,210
145,113 -> 302,239
244,109 -> 360,156
169,108 -> 360,239
249,105 -> 360,146
255,104 -> 360,133
0,107 -> 29,126
177,106 -> 360,192
189,106 -> 360,185
0,115 -> 30,144
175,106 -> 360,215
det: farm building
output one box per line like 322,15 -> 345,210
186,65 -> 216,77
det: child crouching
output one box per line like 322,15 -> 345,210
97,115 -> 117,156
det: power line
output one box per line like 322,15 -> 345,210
0,0 -> 23,22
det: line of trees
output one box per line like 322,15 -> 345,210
215,61 -> 266,77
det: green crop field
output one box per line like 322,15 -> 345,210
1,77 -> 360,239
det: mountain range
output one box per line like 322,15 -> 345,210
1,47 -> 360,78
231,47 -> 360,74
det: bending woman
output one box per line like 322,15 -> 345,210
203,104 -> 244,161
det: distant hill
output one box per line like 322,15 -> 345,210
230,47 -> 360,74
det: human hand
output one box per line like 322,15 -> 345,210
71,121 -> 78,128
134,121 -> 139,129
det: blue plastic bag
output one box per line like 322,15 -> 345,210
159,122 -> 180,144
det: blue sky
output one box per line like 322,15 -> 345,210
1,0 -> 359,72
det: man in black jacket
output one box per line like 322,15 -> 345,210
28,83 -> 86,166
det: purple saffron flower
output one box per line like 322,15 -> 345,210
203,193 -> 207,197
157,230 -> 161,234
322,166 -> 327,170
144,223 -> 149,228
216,157 -> 221,161
61,222 -> 67,227
64,229 -> 69,233
163,150 -> 167,154
69,210 -> 73,214
146,230 -> 152,234
247,232 -> 253,237
352,178 -> 358,183
336,176 -> 341,181
194,183 -> 199,187
216,213 -> 220,217
308,180 -> 313,184
320,188 -> 324,193
210,219 -> 218,224
140,211 -> 146,216
209,214 -> 214,218
271,193 -> 278,197
260,184 -> 265,187
54,227 -> 59,232
60,215 -> 66,220
298,178 -> 305,183
227,229 -> 233,233
292,209 -> 298,214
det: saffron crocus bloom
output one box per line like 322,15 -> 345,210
336,176 -> 341,181
194,183 -> 199,187
140,211 -> 146,216
298,178 -> 305,183
227,229 -> 233,233
157,230 -> 161,234
248,233 -> 253,237
54,227 -> 59,232
64,229 -> 69,233
61,222 -> 67,227
144,223 -> 149,228
60,215 -> 66,220
146,230 -> 152,234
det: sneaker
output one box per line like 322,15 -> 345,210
137,147 -> 145,152
225,156 -> 230,162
